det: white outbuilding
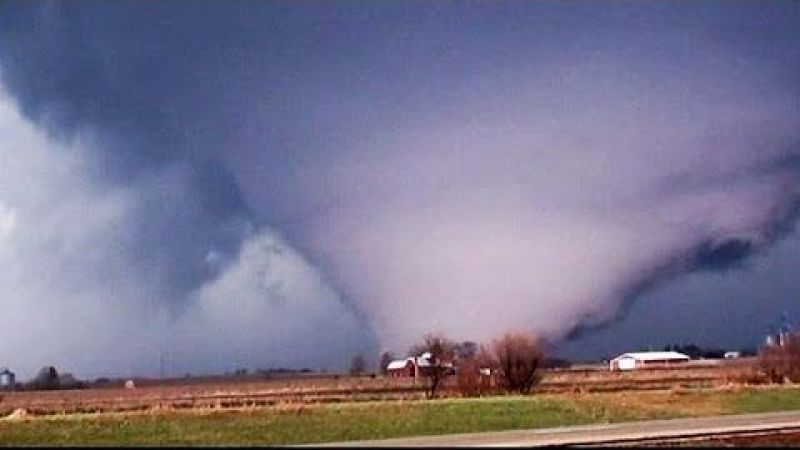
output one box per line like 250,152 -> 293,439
609,351 -> 690,371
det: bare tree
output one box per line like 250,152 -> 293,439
32,366 -> 60,391
485,331 -> 544,394
349,353 -> 367,376
455,341 -> 479,360
454,340 -> 495,397
456,356 -> 487,397
411,333 -> 457,398
378,351 -> 396,376
760,332 -> 800,383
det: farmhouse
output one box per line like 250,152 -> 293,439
609,351 -> 690,371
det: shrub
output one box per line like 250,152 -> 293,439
456,357 -> 496,397
484,332 -> 544,394
456,358 -> 483,397
759,333 -> 800,383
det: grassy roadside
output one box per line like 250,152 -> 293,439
729,387 -> 800,413
2,387 -> 800,446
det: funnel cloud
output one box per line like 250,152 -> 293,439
0,1 -> 799,377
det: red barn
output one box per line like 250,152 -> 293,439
386,359 -> 416,378
385,352 -> 453,378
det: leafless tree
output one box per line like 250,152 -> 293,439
32,366 -> 60,391
349,353 -> 367,375
455,341 -> 479,360
485,331 -> 544,394
760,332 -> 800,383
456,356 -> 487,397
455,343 -> 498,397
411,333 -> 457,398
378,351 -> 395,376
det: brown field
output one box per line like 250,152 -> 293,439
0,359 -> 759,417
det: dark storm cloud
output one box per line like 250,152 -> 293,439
0,0 -> 799,375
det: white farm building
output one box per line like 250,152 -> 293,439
609,351 -> 690,371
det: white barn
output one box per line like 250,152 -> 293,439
609,351 -> 690,371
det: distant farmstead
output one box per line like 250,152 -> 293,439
609,351 -> 690,371
386,352 -> 451,378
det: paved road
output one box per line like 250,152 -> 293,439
315,410 -> 800,447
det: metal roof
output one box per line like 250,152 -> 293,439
386,359 -> 411,370
386,354 -> 437,370
611,351 -> 690,362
